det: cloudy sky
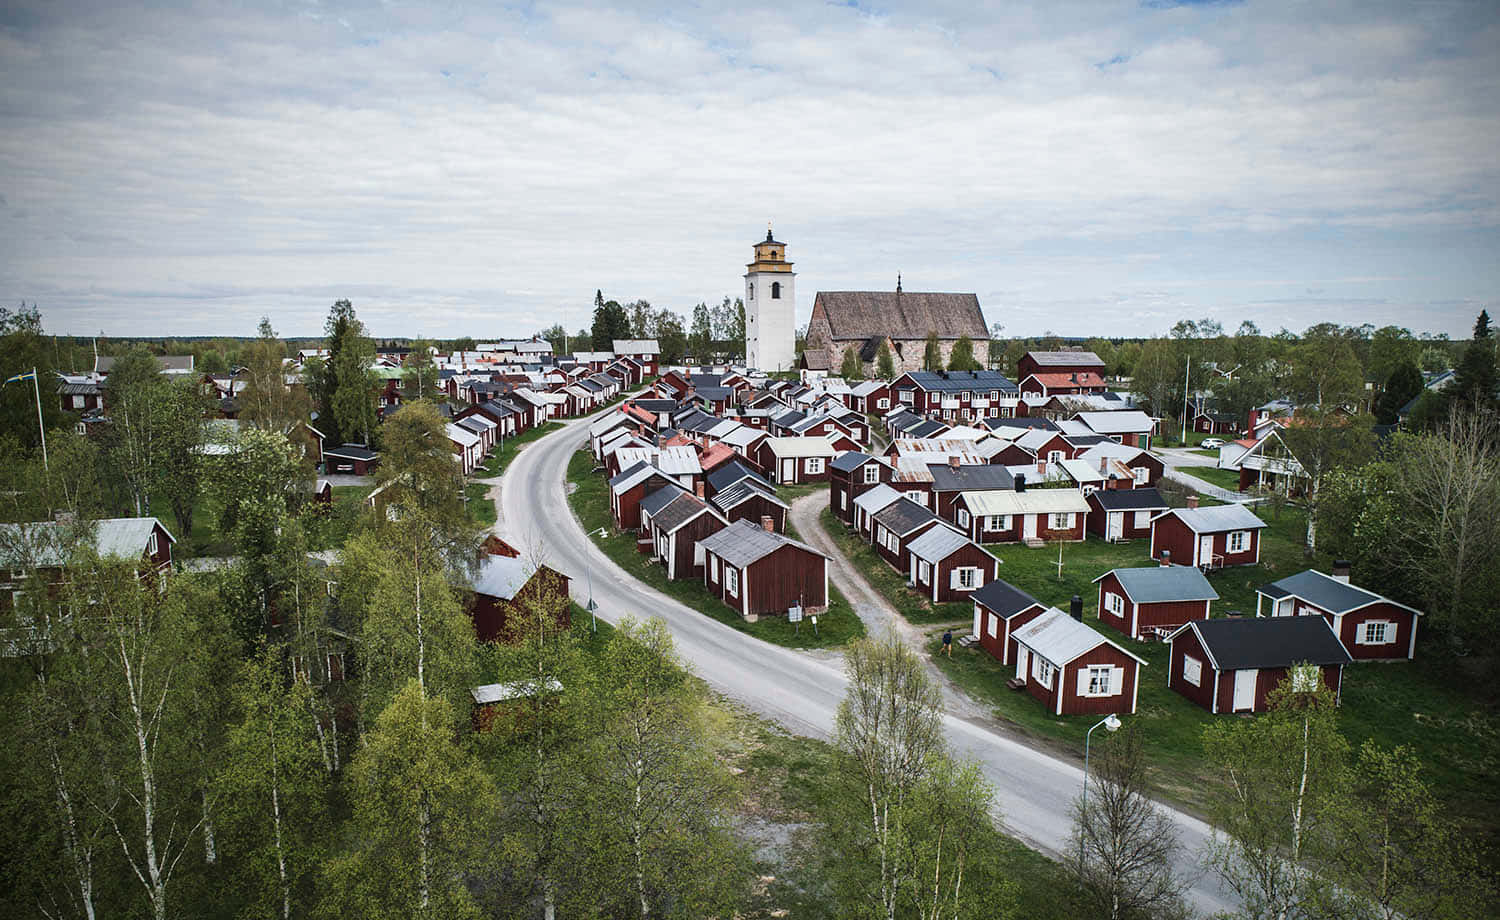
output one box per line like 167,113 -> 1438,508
1,0 -> 1496,340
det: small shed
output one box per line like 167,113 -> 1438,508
698,519 -> 828,621
1012,607 -> 1146,716
970,579 -> 1048,666
1256,568 -> 1422,661
1094,565 -> 1218,640
324,443 -> 379,475
1167,616 -> 1352,714
1086,487 -> 1168,541
1149,502 -> 1266,569
906,526 -> 1000,603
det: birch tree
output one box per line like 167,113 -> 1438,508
1204,677 -> 1351,920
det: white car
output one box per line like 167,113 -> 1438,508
1200,438 -> 1226,449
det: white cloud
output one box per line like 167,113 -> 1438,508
0,0 -> 1495,340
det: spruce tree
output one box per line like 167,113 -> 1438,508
839,346 -> 864,381
948,335 -> 980,372
1375,359 -> 1423,426
1449,309 -> 1497,416
922,330 -> 942,371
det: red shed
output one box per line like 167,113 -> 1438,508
970,579 -> 1047,666
1256,567 -> 1422,661
1012,606 -> 1146,716
466,552 -> 572,643
323,443 -> 379,476
1094,565 -> 1218,641
1086,487 -> 1168,541
609,462 -> 678,531
1149,501 -> 1266,569
699,519 -> 828,621
906,527 -> 1000,603
1167,616 -> 1351,714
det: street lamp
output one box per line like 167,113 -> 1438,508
1082,713 -> 1122,811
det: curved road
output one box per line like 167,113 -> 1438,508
501,411 -> 1233,914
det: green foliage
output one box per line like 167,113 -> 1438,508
876,339 -> 896,379
948,334 -> 981,371
922,330 -> 942,371
317,300 -> 377,447
374,400 -> 468,534
1448,309 -> 1498,417
400,340 -> 439,402
1375,359 -> 1424,425
840,345 -> 864,381
1367,325 -> 1420,385
590,293 -> 630,351
0,303 -> 65,455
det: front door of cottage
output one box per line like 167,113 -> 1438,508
781,459 -> 795,482
1198,534 -> 1215,567
1022,515 -> 1038,541
1232,669 -> 1258,712
1107,513 -> 1123,541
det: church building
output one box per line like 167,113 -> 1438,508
802,281 -> 990,377
744,226 -> 796,372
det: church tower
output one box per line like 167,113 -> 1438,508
744,224 -> 796,372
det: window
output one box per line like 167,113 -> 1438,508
1085,666 -> 1115,696
905,491 -> 927,505
1133,466 -> 1149,484
725,567 -> 739,595
955,567 -> 979,589
957,509 -> 970,528
918,561 -> 931,584
1047,449 -> 1064,464
72,395 -> 85,408
1032,657 -> 1054,687
1227,530 -> 1248,553
1291,664 -> 1320,692
771,281 -> 781,299
1050,512 -> 1074,530
1182,655 -> 1202,687
839,491 -> 847,510
805,457 -> 825,474
986,612 -> 998,638
1134,510 -> 1152,529
1360,621 -> 1393,645
748,283 -> 754,300
1105,592 -> 1124,616
877,398 -> 890,409
147,532 -> 158,555
694,543 -> 705,566
710,557 -> 719,583
863,465 -> 880,484
984,514 -> 1010,532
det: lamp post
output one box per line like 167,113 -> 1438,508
1082,713 -> 1122,811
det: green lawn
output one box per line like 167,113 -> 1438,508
464,480 -> 496,527
475,421 -> 563,477
1177,465 -> 1244,493
567,449 -> 864,649
816,508 -> 971,625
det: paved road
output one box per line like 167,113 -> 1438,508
1155,447 -> 1259,503
499,413 -> 1234,914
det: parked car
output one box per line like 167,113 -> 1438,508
1200,438 -> 1226,449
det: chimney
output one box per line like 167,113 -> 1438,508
1186,494 -> 1199,509
1159,549 -> 1172,567
761,515 -> 775,533
1070,595 -> 1083,621
1099,457 -> 1108,473
948,455 -> 961,471
695,480 -> 705,500
1036,460 -> 1047,475
1331,560 -> 1351,584
1015,473 -> 1026,493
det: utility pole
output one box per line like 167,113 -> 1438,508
1180,354 -> 1191,446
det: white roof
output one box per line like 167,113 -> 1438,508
764,436 -> 839,459
942,425 -> 992,441
462,413 -> 497,431
1058,458 -> 1105,483
1013,608 -> 1146,667
1056,419 -> 1094,437
588,411 -> 632,438
1076,410 -> 1155,435
657,445 -> 703,476
907,526 -> 977,563
1016,429 -> 1061,452
705,420 -> 742,440
612,339 -> 660,354
850,380 -> 887,397
852,483 -> 902,515
962,489 -> 1091,516
445,423 -> 481,449
1153,503 -> 1267,533
1077,441 -> 1146,463
722,427 -> 767,449
0,517 -> 175,568
471,678 -> 565,704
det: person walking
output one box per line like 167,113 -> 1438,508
942,629 -> 953,657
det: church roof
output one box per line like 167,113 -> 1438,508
814,291 -> 987,341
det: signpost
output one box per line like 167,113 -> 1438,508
789,602 -> 802,636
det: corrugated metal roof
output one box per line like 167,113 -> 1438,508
963,489 -> 1090,516
471,553 -> 537,600
1023,351 -> 1105,368
907,526 -> 975,563
764,436 -> 839,459
1013,608 -> 1143,666
1076,410 -> 1155,435
1157,504 -> 1267,533
697,519 -> 824,567
852,483 -> 902,515
1098,566 -> 1219,604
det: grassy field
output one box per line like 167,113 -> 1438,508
567,449 -> 865,649
1177,465 -> 1245,493
464,480 -> 496,527
816,508 -> 972,625
923,502 -> 1499,845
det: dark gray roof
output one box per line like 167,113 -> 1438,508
971,579 -> 1044,619
898,370 -> 1019,394
872,498 -> 942,536
1180,617 -> 1352,671
325,444 -> 377,461
983,416 -> 1058,431
831,450 -> 875,473
928,463 -> 1015,492
707,460 -> 767,495
697,519 -> 823,567
1025,350 -> 1105,368
1088,487 -> 1169,511
772,409 -> 806,427
1258,570 -> 1418,616
653,492 -> 717,533
640,483 -> 687,519
908,420 -> 949,438
1062,434 -> 1110,448
814,291 -> 988,341
1100,566 -> 1219,604
710,479 -> 788,512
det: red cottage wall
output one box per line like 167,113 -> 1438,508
1058,644 -> 1140,715
1213,665 -> 1342,713
1336,602 -> 1416,660
927,545 -> 997,603
1135,599 -> 1212,638
1096,573 -> 1131,637
1149,517 -> 1195,566
1168,629 -> 1217,712
744,545 -> 826,616
975,602 -> 1046,665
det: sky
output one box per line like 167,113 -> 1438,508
1,0 -> 1497,341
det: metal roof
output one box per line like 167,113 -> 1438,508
1076,410 -> 1155,435
928,463 -> 1015,492
471,553 -> 538,601
0,517 -> 175,568
852,483 -> 902,516
706,460 -> 767,494
1023,351 -> 1105,368
831,450 -> 875,473
653,492 -> 721,534
324,444 -> 377,461
971,579 -> 1043,618
697,519 -> 824,567
1014,608 -> 1145,666
872,498 -> 946,536
907,526 -> 978,563
609,462 -> 668,495
710,479 -> 788,512
1096,566 -> 1219,604
1154,504 -> 1267,533
763,436 -> 839,459
1088,487 -> 1169,511
639,483 -> 688,519
962,489 -> 1090,517
1258,569 -> 1420,616
1175,617 -> 1352,671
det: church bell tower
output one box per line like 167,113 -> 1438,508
744,224 -> 796,372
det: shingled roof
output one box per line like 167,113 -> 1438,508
813,291 -> 988,341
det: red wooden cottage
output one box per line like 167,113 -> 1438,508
708,478 -> 789,534
1011,604 -> 1146,716
698,519 -> 828,621
1149,500 -> 1266,569
1256,567 -> 1423,661
465,550 -> 571,643
642,489 -> 728,580
608,462 -> 679,531
871,499 -> 958,574
1086,487 -> 1168,541
829,450 -> 893,525
323,443 -> 379,475
905,527 -> 1000,603
970,579 -> 1048,666
1166,616 -> 1352,714
1093,565 -> 1218,641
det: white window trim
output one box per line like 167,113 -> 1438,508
983,514 -> 1010,532
1083,665 -> 1116,697
805,457 -> 825,474
1032,657 -> 1054,688
957,509 -> 970,528
1105,592 -> 1124,616
1357,620 -> 1395,645
986,612 -> 998,638
1228,530 -> 1249,553
954,566 -> 980,590
709,557 -> 719,583
918,560 -> 931,584
1050,512 -> 1074,530
1182,655 -> 1202,687
725,566 -> 739,595
863,465 -> 880,484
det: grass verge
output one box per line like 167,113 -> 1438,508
815,507 -> 971,625
1176,465 -> 1244,493
567,449 -> 864,649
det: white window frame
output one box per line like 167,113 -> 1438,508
863,465 -> 880,484
905,490 -> 926,505
709,557 -> 720,583
1032,657 -> 1054,688
1085,665 -> 1115,697
1133,510 -> 1152,528
1359,620 -> 1394,645
1047,449 -> 1065,464
986,612 -> 998,638
1049,512 -> 1074,530
955,567 -> 979,590
1227,530 -> 1249,553
1182,655 -> 1202,687
957,509 -> 970,528
72,394 -> 85,408
877,397 -> 890,409
1133,466 -> 1149,484
983,514 -> 1010,532
918,560 -> 931,584
1104,592 -> 1124,616
725,566 -> 739,595
147,532 -> 158,555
